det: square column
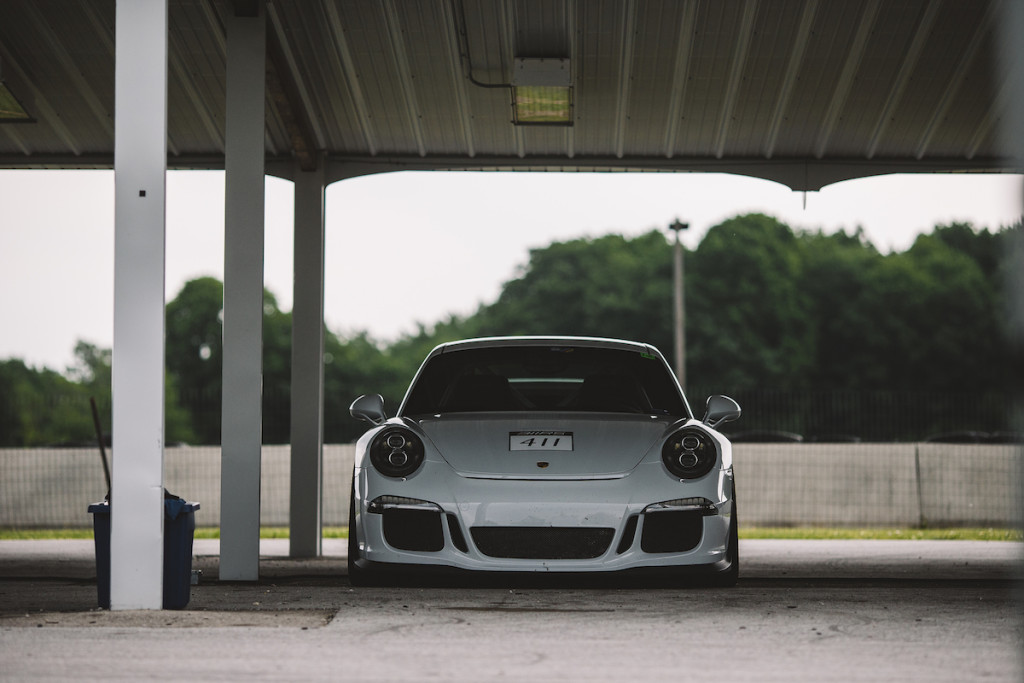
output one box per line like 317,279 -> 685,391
289,160 -> 326,557
110,0 -> 168,610
220,6 -> 266,581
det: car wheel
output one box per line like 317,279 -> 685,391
710,493 -> 739,587
347,482 -> 374,587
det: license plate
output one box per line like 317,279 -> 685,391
509,431 -> 573,451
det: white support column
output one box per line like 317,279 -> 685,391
289,160 -> 326,558
110,0 -> 168,610
220,6 -> 266,581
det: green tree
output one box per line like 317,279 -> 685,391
687,214 -> 814,390
66,340 -> 196,445
0,359 -> 91,446
261,290 -> 293,444
323,331 -> 412,442
873,233 -> 1001,392
165,277 -> 224,443
473,231 -> 674,348
799,228 -> 883,389
165,277 -> 297,444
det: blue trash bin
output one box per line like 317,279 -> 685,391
88,498 -> 200,609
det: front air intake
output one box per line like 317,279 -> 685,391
470,527 -> 614,559
382,508 -> 444,552
640,510 -> 704,553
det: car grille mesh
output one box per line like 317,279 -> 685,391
470,527 -> 614,559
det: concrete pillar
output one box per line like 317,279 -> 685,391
110,0 -> 168,610
219,6 -> 266,581
289,160 -> 326,557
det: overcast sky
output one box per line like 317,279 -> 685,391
1,169 -> 1021,372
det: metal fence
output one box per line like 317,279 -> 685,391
2,443 -> 1021,529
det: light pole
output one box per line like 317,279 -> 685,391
669,219 -> 689,391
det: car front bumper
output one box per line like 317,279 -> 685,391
351,461 -> 734,574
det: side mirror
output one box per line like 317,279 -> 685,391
702,395 -> 741,429
350,394 -> 387,426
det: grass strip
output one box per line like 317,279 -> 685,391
740,527 -> 1022,541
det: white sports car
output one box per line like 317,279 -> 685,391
348,336 -> 741,585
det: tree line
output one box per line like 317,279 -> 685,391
1,213 -> 1020,447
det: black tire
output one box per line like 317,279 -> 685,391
347,483 -> 373,587
709,492 -> 739,587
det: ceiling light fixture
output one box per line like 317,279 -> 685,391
511,58 -> 572,126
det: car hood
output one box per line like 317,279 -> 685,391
415,413 -> 677,479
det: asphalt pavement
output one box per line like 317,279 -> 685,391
1,538 -> 1021,681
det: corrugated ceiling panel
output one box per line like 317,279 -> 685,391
774,1 -> 865,158
887,1 -> 993,159
737,0 -> 815,157
0,0 -> 1014,183
623,2 -> 684,158
573,0 -> 627,157
169,1 -> 226,156
725,1 -> 805,158
336,1 -> 421,156
512,0 -> 571,58
395,1 -> 471,156
60,3 -> 116,149
820,2 -> 910,156
458,0 -> 519,155
677,0 -> 745,157
273,1 -> 371,153
0,2 -> 97,155
933,44 -> 999,158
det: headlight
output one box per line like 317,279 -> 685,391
369,427 -> 425,478
661,427 -> 718,479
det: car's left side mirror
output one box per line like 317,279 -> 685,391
350,394 -> 387,426
702,395 -> 741,429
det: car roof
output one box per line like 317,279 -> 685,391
430,336 -> 660,356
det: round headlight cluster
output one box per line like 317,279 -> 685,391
369,427 -> 425,478
661,427 -> 718,480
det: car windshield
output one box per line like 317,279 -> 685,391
401,345 -> 687,417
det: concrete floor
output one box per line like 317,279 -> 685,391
1,539 -> 1021,682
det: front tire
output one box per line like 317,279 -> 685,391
710,494 -> 739,587
347,482 -> 373,586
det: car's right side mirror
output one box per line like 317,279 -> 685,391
350,394 -> 387,426
702,395 -> 741,429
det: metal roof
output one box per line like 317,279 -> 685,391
0,0 -> 1019,190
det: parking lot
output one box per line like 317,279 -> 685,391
1,539 -> 1021,681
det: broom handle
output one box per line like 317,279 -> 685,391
89,397 -> 112,492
